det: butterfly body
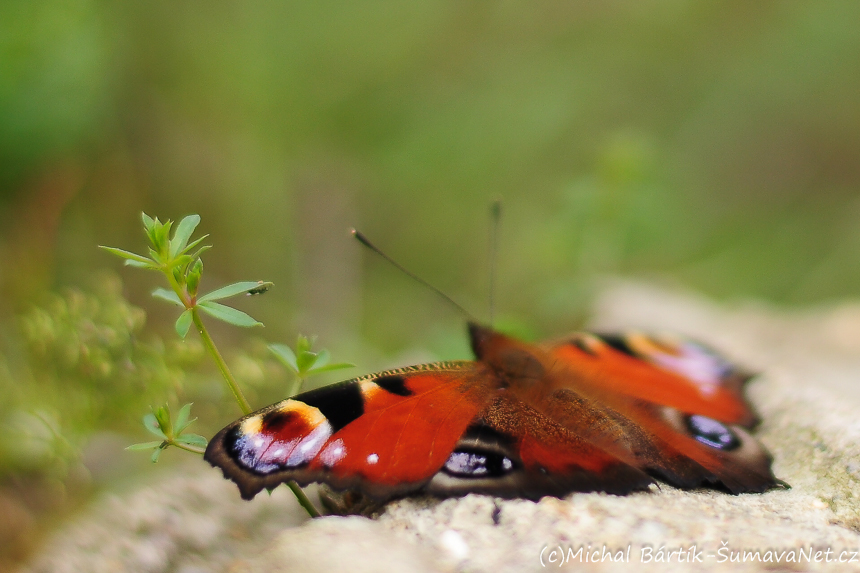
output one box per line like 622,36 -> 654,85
205,323 -> 782,502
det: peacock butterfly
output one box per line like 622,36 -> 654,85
204,321 -> 784,502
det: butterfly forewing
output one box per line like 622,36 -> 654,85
204,361 -> 498,500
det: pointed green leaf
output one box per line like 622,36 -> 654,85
296,350 -> 318,373
177,234 -> 209,257
99,246 -> 152,265
153,405 -> 172,435
145,216 -> 160,248
314,349 -> 330,369
143,413 -> 167,439
175,434 -> 208,448
169,214 -> 201,258
167,254 -> 193,270
197,301 -> 262,327
125,259 -> 157,269
148,218 -> 165,249
141,213 -> 155,238
199,281 -> 272,302
269,343 -> 298,372
165,257 -> 193,277
126,441 -> 163,451
175,403 -> 195,434
186,262 -> 202,295
152,288 -> 184,307
148,247 -> 164,265
150,446 -> 164,463
157,220 -> 173,249
175,309 -> 193,339
296,335 -> 313,355
307,362 -> 355,376
190,244 -> 211,260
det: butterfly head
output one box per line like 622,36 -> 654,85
467,322 -> 494,356
468,322 -> 546,384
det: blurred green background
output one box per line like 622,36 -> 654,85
2,0 -> 860,564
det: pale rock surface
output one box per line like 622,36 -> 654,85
230,516 -> 443,573
19,469 -> 312,573
19,282 -> 860,572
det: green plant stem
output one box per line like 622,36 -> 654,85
172,442 -> 206,455
287,482 -> 321,517
189,303 -> 321,518
288,376 -> 305,398
190,309 -> 252,415
162,268 -> 320,518
164,271 -> 252,415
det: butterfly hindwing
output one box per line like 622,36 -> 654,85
540,332 -> 779,492
652,405 -> 779,493
426,393 -> 654,499
538,387 -> 719,489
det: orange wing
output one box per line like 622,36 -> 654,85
205,362 -> 496,500
205,354 -> 653,501
544,332 -> 758,426
538,331 -> 779,493
207,324 -> 782,502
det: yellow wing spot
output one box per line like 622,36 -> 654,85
282,399 -> 329,425
359,379 -> 382,400
240,416 -> 263,435
571,332 -> 603,353
240,399 -> 329,435
628,332 -> 683,358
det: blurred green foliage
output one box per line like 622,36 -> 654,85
2,2 -> 859,331
0,274 -> 202,477
1,0 -> 860,547
0,273 -> 306,481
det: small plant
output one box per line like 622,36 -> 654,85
127,403 -> 207,461
101,213 -> 265,413
270,335 -> 354,397
102,213 -> 352,518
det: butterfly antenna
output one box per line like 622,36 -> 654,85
351,229 -> 477,322
488,200 -> 501,326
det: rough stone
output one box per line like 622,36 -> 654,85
19,282 -> 860,572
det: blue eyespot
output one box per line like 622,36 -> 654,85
686,415 -> 740,451
444,450 -> 515,477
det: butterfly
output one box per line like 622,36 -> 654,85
204,322 -> 784,502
